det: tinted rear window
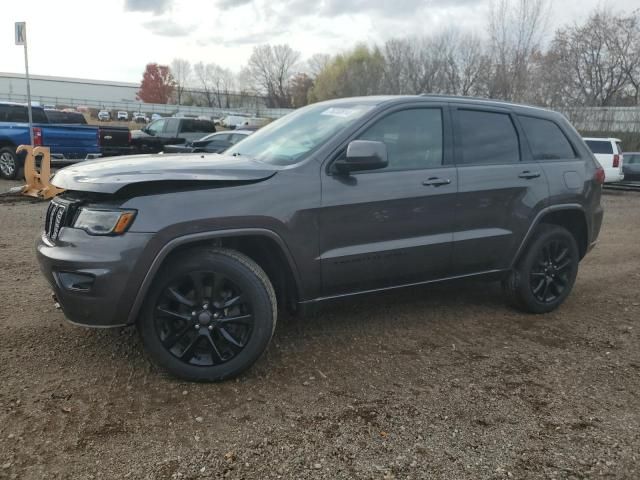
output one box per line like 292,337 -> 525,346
616,142 -> 623,154
457,110 -> 520,165
182,120 -> 214,133
586,140 -> 613,154
626,154 -> 640,165
1,105 -> 47,123
519,116 -> 575,160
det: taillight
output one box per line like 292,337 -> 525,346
594,165 -> 605,184
613,154 -> 619,168
32,127 -> 43,146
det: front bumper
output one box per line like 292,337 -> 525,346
36,228 -> 154,327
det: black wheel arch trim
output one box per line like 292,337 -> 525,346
510,203 -> 588,269
126,228 -> 301,325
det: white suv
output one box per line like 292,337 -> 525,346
117,111 -> 129,121
584,137 -> 624,183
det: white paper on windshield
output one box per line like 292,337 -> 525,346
321,107 -> 359,118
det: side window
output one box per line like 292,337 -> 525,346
147,119 -> 166,135
31,108 -> 48,123
0,105 -> 9,121
456,109 -> 520,165
585,140 -> 613,154
519,116 -> 576,160
356,108 -> 443,171
195,120 -> 215,133
8,106 -> 28,123
229,134 -> 246,144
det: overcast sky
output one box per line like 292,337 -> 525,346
1,0 -> 637,83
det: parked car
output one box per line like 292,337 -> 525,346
130,117 -> 216,154
117,111 -> 129,121
622,152 -> 640,181
98,110 -> 111,122
132,113 -> 148,124
151,113 -> 162,121
0,102 -> 100,179
583,137 -> 624,183
164,130 -> 253,154
37,95 -> 604,381
221,114 -> 249,129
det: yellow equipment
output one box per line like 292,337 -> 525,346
16,145 -> 65,199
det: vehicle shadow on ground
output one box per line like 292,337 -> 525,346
67,277 -> 529,381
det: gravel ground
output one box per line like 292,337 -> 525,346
0,183 -> 639,479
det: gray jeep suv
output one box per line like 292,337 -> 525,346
36,95 -> 604,381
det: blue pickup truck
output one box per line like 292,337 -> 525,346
0,102 -> 130,180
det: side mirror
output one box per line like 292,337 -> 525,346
334,140 -> 388,173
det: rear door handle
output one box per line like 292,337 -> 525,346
422,177 -> 451,187
518,170 -> 541,179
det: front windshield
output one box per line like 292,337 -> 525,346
225,102 -> 375,165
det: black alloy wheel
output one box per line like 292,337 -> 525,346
503,225 -> 579,314
528,239 -> 573,304
155,270 -> 253,366
139,248 -> 277,381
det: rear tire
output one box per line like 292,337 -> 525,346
503,225 -> 579,314
138,248 -> 277,381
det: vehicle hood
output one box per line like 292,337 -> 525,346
51,153 -> 277,194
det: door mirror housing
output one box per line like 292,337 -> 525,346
334,140 -> 388,173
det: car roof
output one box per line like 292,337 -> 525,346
583,137 -> 622,142
0,101 -> 44,109
233,130 -> 253,135
313,94 -> 556,117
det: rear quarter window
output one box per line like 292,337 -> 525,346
585,140 -> 613,155
519,116 -> 576,160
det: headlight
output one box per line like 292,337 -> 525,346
73,208 -> 136,235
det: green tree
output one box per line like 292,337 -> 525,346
309,45 -> 386,102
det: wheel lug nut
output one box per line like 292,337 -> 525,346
208,325 -> 214,331
191,311 -> 197,316
195,324 -> 200,330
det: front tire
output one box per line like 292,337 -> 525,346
503,225 -> 579,314
0,147 -> 19,180
138,248 -> 277,381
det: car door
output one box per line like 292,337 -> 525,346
450,105 -> 548,275
319,105 -> 457,297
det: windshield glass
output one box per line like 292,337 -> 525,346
225,102 -> 375,166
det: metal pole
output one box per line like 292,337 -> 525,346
23,23 -> 34,146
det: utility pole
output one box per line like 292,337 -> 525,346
15,21 -> 34,146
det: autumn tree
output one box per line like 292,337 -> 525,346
137,63 -> 175,104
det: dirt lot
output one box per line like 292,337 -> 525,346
0,185 -> 639,480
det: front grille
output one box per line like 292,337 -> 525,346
44,199 -> 79,240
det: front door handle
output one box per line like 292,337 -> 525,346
518,170 -> 541,179
422,177 -> 451,187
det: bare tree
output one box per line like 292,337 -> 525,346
487,0 -> 550,102
170,58 -> 191,105
549,9 -> 640,106
307,53 -> 331,79
246,44 -> 301,107
192,62 -> 236,108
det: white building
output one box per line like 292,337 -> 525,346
0,72 -> 139,105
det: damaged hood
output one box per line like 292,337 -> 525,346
51,153 -> 278,194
